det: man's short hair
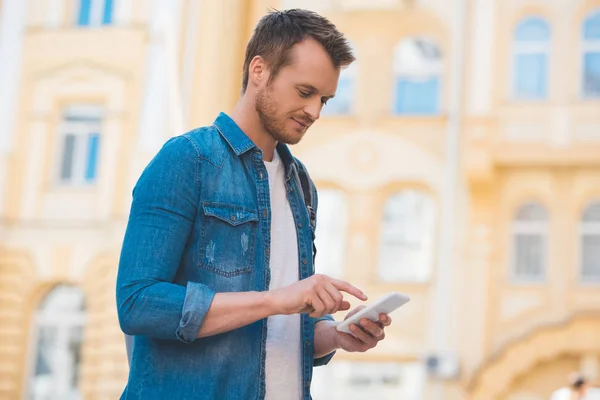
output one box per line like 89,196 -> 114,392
241,8 -> 355,93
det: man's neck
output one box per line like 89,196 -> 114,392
230,97 -> 277,162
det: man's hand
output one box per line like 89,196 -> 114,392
334,306 -> 392,352
266,274 -> 367,318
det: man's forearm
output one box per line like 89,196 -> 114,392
313,320 -> 340,358
197,291 -> 275,338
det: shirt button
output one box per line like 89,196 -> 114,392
298,222 -> 302,228
265,248 -> 270,256
231,215 -> 236,222
302,259 -> 308,265
305,340 -> 311,347
262,210 -> 267,218
260,172 -> 264,179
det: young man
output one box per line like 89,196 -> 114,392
116,8 -> 392,400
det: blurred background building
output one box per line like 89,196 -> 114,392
0,0 -> 599,399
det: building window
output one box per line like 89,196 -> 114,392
57,105 -> 102,186
511,202 -> 548,282
379,190 -> 436,282
581,200 -> 600,281
512,17 -> 550,99
311,361 -> 425,400
393,37 -> 442,115
29,285 -> 86,400
583,9 -> 600,98
322,45 -> 357,116
314,189 -> 348,278
77,0 -> 114,26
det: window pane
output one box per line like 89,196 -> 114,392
395,78 -> 440,114
515,53 -> 548,99
582,234 -> 600,280
312,361 -> 425,400
516,203 -> 548,221
31,286 -> 85,400
60,135 -> 76,182
32,326 -> 58,400
583,201 -> 600,222
68,326 -> 84,389
394,38 -> 442,69
85,133 -> 100,182
515,18 -> 550,41
59,105 -> 102,185
583,52 -> 600,97
103,0 -> 114,25
393,38 -> 442,115
514,234 -> 545,280
322,74 -> 354,115
379,191 -> 435,282
584,10 -> 600,40
314,190 -> 348,278
77,0 -> 92,26
41,285 -> 86,312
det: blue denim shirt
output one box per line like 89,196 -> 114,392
116,113 -> 335,399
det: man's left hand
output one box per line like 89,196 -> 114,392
334,306 -> 392,353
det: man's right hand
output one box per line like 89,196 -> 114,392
266,274 -> 368,318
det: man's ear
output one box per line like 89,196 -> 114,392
248,56 -> 270,89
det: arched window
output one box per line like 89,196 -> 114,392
29,285 -> 86,400
512,17 -> 550,99
582,9 -> 600,97
580,200 -> 600,281
379,190 -> 436,282
393,37 -> 442,115
511,203 -> 549,282
314,189 -> 349,278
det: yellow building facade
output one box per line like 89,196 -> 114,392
0,0 -> 599,399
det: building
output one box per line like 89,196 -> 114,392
0,0 -> 599,399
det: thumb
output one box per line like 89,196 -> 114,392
338,301 -> 351,311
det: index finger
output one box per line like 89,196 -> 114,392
328,278 -> 367,301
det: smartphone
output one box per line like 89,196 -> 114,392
336,291 -> 410,334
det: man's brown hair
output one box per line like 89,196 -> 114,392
241,8 -> 355,93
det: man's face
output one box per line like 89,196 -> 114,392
255,39 -> 340,145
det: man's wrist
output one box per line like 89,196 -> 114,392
262,290 -> 281,317
315,320 -> 341,354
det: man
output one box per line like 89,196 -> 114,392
116,8 -> 392,400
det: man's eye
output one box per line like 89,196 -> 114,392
299,91 -> 311,98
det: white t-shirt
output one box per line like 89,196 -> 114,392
264,150 -> 302,400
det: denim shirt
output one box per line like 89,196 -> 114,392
116,113 -> 335,400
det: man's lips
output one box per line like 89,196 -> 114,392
292,118 -> 311,128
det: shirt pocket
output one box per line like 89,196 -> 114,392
199,202 -> 259,277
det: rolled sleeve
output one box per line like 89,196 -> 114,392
176,282 -> 216,343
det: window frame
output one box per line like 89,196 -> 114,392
392,37 -> 443,116
579,200 -> 600,283
378,189 -> 436,283
582,9 -> 600,98
509,202 -> 549,284
55,105 -> 103,187
510,17 -> 551,100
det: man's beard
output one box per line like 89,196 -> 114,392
255,87 -> 304,145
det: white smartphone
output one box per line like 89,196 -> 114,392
336,291 -> 410,334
